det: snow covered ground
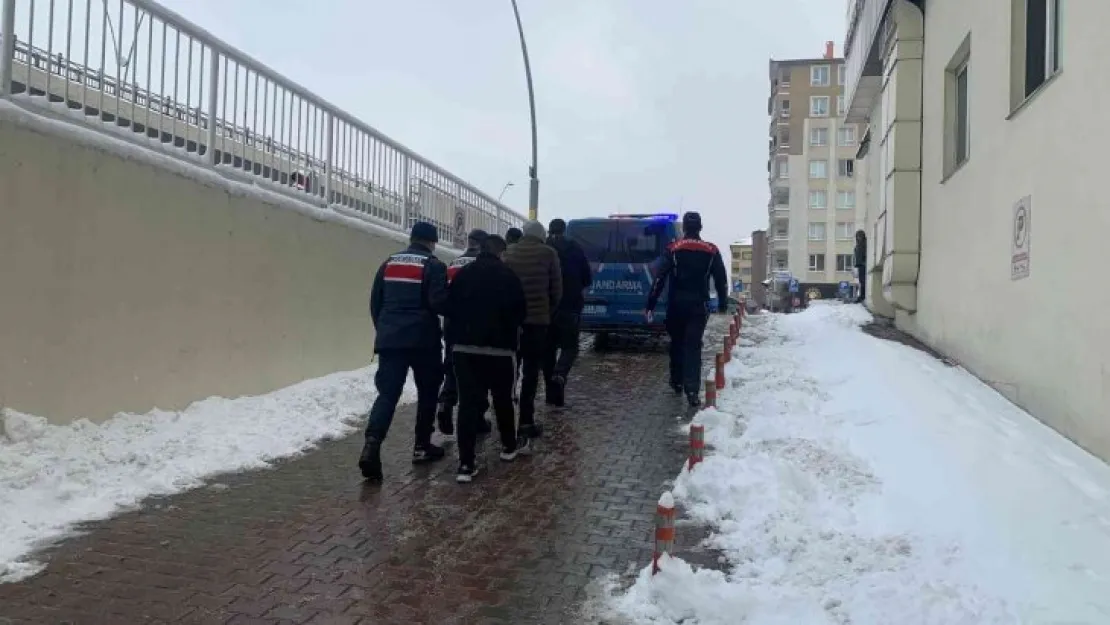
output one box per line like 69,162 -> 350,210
602,303 -> 1110,624
0,366 -> 413,583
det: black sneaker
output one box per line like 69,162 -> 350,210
670,383 -> 684,396
500,443 -> 518,461
456,463 -> 480,483
358,438 -> 383,481
515,436 -> 533,456
412,442 -> 446,464
436,404 -> 455,439
686,392 -> 701,408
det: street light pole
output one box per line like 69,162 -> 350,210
497,181 -> 514,202
510,0 -> 539,221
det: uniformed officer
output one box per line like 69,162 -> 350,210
644,212 -> 729,407
359,221 -> 449,481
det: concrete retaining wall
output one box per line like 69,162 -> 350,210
0,102 -> 452,424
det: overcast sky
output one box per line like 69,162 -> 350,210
158,0 -> 846,252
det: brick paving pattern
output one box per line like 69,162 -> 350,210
0,322 -> 727,625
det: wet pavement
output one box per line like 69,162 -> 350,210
0,321 -> 727,625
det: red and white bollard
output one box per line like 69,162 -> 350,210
723,336 -> 731,363
652,492 -> 676,575
715,353 -> 725,390
704,379 -> 716,408
688,424 -> 705,471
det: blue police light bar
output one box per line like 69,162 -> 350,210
607,213 -> 679,221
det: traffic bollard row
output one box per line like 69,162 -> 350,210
704,379 -> 716,408
715,353 -> 725,390
652,492 -> 676,575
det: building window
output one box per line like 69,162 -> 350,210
837,64 -> 845,85
809,190 -> 827,208
741,250 -> 753,260
836,254 -> 855,272
836,222 -> 854,240
809,159 -> 828,179
837,127 -> 857,146
837,95 -> 846,116
808,222 -> 827,241
781,67 -> 792,85
776,157 -> 789,179
773,187 -> 790,206
810,96 -> 830,116
1011,0 -> 1061,105
837,190 -> 855,209
809,127 -> 828,147
742,267 -> 752,276
945,35 -> 972,176
811,65 -> 830,86
779,127 -> 791,147
808,254 -> 826,271
838,159 -> 855,178
775,259 -> 788,271
774,226 -> 788,239
781,99 -> 791,118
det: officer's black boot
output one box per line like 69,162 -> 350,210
359,437 -> 383,481
686,391 -> 701,408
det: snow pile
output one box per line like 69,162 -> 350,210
0,366 -> 413,583
603,303 -> 1110,624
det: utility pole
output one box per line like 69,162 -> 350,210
510,0 -> 539,221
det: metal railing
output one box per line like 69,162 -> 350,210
0,0 -> 525,245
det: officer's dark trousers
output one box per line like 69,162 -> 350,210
365,348 -> 442,445
454,352 -> 517,465
665,303 -> 709,394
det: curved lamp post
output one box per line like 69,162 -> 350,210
497,181 -> 514,202
509,0 -> 539,221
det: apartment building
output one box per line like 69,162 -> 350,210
844,0 -> 1110,461
768,43 -> 869,300
730,239 -> 754,289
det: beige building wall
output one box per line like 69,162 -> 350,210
0,104 -> 455,425
849,0 -> 1110,460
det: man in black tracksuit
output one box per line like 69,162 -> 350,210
445,235 -> 528,483
437,229 -> 492,438
543,218 -> 592,406
360,222 -> 449,481
645,212 -> 729,407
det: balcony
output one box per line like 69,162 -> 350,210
843,0 -> 891,123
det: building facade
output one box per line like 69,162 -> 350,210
768,44 -> 869,301
844,0 -> 1110,460
730,239 -> 755,289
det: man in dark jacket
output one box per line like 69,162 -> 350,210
543,218 -> 592,406
360,222 -> 449,481
445,235 -> 527,482
437,229 -> 492,439
853,229 -> 868,304
502,220 -> 562,445
645,212 -> 729,407
505,226 -> 525,398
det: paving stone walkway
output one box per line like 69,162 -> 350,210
0,322 -> 727,625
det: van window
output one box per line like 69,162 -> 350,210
621,220 -> 675,264
568,222 -> 619,263
568,219 -> 677,264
